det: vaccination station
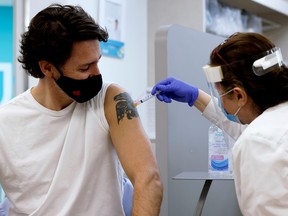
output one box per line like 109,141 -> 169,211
1,0 -> 288,215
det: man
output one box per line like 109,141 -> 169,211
0,4 -> 163,215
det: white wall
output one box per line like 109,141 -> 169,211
147,0 -> 205,86
265,25 -> 288,61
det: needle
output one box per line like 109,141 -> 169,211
133,91 -> 160,107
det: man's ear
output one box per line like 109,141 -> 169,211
38,60 -> 54,78
233,87 -> 247,107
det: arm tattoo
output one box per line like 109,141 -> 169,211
114,92 -> 139,124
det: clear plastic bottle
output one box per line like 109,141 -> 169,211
0,185 -> 5,203
208,124 -> 232,176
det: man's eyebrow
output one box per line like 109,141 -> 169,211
78,55 -> 102,67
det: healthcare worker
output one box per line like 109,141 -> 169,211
152,32 -> 288,216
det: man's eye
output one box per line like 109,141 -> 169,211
80,67 -> 89,72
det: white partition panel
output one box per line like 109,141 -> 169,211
155,25 -> 242,216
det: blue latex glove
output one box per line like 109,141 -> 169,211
151,77 -> 199,106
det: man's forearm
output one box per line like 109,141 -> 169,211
132,173 -> 163,215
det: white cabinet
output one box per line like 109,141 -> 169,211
220,0 -> 288,29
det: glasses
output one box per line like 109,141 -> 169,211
213,32 -> 240,65
213,48 -> 228,65
219,88 -> 234,98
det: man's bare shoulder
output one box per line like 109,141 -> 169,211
104,83 -> 139,125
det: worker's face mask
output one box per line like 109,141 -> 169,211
55,66 -> 103,103
219,89 -> 241,123
221,105 -> 241,123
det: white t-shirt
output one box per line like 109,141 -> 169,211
0,83 -> 125,216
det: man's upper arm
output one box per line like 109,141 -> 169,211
104,84 -> 158,182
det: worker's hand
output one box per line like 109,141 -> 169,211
151,77 -> 199,106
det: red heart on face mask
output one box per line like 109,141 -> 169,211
73,90 -> 81,96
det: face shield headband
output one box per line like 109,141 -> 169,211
204,47 -> 283,82
252,47 -> 283,76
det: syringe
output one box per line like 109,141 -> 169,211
133,91 -> 160,107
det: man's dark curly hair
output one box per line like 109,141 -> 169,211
18,4 -> 109,78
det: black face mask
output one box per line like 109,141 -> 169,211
56,73 -> 103,103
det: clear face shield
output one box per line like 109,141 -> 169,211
252,47 -> 283,76
203,47 -> 283,174
203,47 -> 283,127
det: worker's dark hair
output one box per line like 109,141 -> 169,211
210,32 -> 288,113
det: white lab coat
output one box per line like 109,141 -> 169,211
202,99 -> 246,141
203,100 -> 288,216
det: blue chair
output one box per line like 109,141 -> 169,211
122,177 -> 133,216
0,198 -> 10,216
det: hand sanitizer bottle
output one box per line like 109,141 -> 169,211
208,124 -> 232,176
